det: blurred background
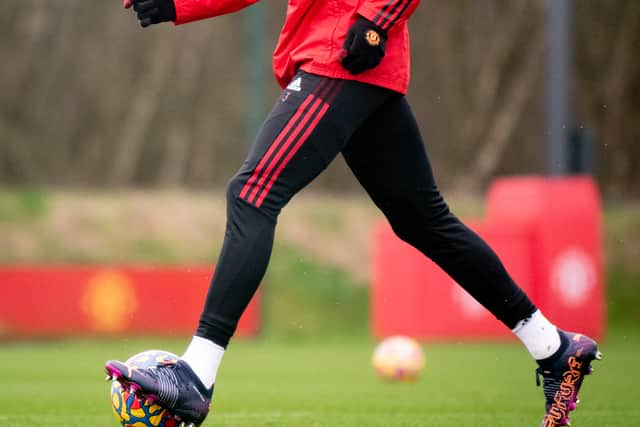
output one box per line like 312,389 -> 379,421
0,1 -> 639,425
1,0 -> 639,193
1,0 -> 638,331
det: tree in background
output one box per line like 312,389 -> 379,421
0,0 -> 638,196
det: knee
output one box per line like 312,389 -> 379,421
224,173 -> 279,225
382,199 -> 420,245
389,216 -> 428,248
385,193 -> 456,246
226,174 -> 245,206
389,220 -> 415,244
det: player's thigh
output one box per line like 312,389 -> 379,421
342,95 -> 439,211
232,72 -> 393,216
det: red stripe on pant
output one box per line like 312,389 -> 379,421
246,96 -> 323,204
240,80 -> 338,205
254,101 -> 331,207
239,79 -> 333,202
239,94 -> 316,201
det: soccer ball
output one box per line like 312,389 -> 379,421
372,336 -> 425,382
109,350 -> 180,427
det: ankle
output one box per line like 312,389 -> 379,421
181,336 -> 225,389
536,330 -> 569,367
513,310 -> 562,360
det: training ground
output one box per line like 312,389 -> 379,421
1,191 -> 639,426
1,332 -> 638,426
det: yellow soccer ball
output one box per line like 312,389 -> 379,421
109,350 -> 180,427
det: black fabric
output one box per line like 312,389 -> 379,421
131,0 -> 176,27
196,72 -> 536,347
341,17 -> 388,75
342,97 -> 536,329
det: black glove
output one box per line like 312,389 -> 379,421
128,0 -> 176,28
341,17 -> 388,75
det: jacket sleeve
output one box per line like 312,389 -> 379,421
173,0 -> 260,25
356,0 -> 421,32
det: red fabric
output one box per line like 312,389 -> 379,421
173,0 -> 421,94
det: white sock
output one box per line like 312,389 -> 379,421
181,336 -> 225,389
512,310 -> 561,360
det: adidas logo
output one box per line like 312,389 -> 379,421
286,77 -> 302,92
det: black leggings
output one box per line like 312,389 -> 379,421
197,72 -> 536,347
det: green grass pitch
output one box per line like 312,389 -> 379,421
0,332 -> 638,427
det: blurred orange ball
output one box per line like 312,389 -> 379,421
372,336 -> 425,382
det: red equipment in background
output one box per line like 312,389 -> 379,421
0,267 -> 261,338
372,176 -> 605,340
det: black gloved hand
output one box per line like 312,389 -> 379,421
341,17 -> 388,75
126,0 -> 176,28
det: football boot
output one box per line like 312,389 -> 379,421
106,358 -> 212,427
536,330 -> 602,427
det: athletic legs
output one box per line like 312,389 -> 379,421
106,79 -> 601,427
341,97 -> 602,426
342,94 -> 537,328
200,85 -> 538,344
196,72 -> 395,348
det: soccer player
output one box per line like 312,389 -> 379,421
105,1 -> 602,426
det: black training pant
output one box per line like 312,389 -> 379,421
197,72 -> 536,347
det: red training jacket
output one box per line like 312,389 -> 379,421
173,0 -> 421,94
